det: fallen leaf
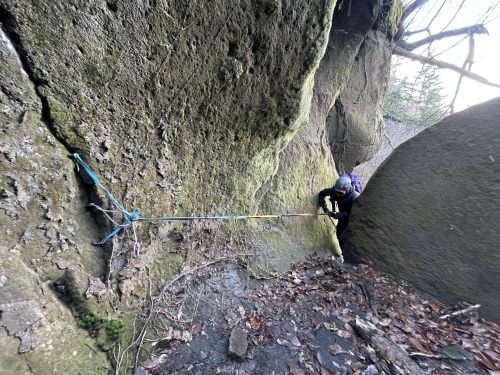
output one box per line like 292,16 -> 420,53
287,362 -> 305,375
190,324 -> 203,335
378,317 -> 392,327
426,302 -> 441,312
366,345 -> 377,362
181,330 -> 192,342
349,362 -> 364,372
323,322 -> 337,331
233,289 -> 246,297
328,343 -> 347,355
407,336 -> 428,353
336,330 -> 351,339
483,350 -> 500,368
249,312 -> 261,329
317,351 -> 324,365
320,365 -> 336,375
290,336 -> 301,347
476,352 -> 497,370
142,357 -> 160,370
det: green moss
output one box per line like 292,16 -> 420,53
249,151 -> 339,271
388,0 -> 404,37
45,97 -> 89,152
78,313 -> 125,351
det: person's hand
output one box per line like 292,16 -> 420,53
328,211 -> 338,219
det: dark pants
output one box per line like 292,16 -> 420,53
336,219 -> 348,249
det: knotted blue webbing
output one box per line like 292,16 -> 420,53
73,153 -> 142,244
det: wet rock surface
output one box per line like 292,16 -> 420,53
137,255 -> 500,375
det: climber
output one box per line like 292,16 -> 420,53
318,176 -> 360,249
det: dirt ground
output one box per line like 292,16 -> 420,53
134,255 -> 500,375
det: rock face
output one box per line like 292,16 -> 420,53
0,0 -> 397,372
0,26 -> 109,374
345,97 -> 500,324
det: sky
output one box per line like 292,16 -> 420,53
393,0 -> 500,112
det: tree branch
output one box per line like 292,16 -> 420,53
402,0 -> 431,24
401,24 -> 489,51
404,27 -> 430,37
392,45 -> 500,88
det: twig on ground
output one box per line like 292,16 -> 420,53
409,352 -> 446,359
439,304 -> 481,320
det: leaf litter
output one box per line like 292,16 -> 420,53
144,254 -> 500,375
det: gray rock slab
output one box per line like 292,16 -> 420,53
228,327 -> 248,362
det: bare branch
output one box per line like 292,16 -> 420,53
401,24 -> 489,51
404,27 -> 430,37
392,45 -> 500,88
450,34 -> 476,113
402,0 -> 432,24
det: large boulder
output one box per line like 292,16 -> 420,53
345,97 -> 500,324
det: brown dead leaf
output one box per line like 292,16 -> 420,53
329,343 -> 348,355
426,301 -> 441,312
320,366 -> 336,375
287,362 -> 305,375
366,345 -> 377,362
142,357 -> 160,370
407,336 -> 428,353
190,324 -> 203,335
305,284 -> 319,291
483,350 -> 500,369
249,312 -> 261,329
378,317 -> 392,327
476,351 -> 497,370
323,322 -> 337,331
336,330 -> 352,339
349,362 -> 364,372
485,321 -> 500,335
462,339 -> 477,350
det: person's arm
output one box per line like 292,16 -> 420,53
318,188 -> 335,213
334,210 -> 349,219
334,191 -> 359,219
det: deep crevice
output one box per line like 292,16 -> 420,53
0,6 -> 77,154
0,6 -> 111,267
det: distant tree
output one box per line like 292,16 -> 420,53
384,61 -> 448,127
391,0 -> 500,113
